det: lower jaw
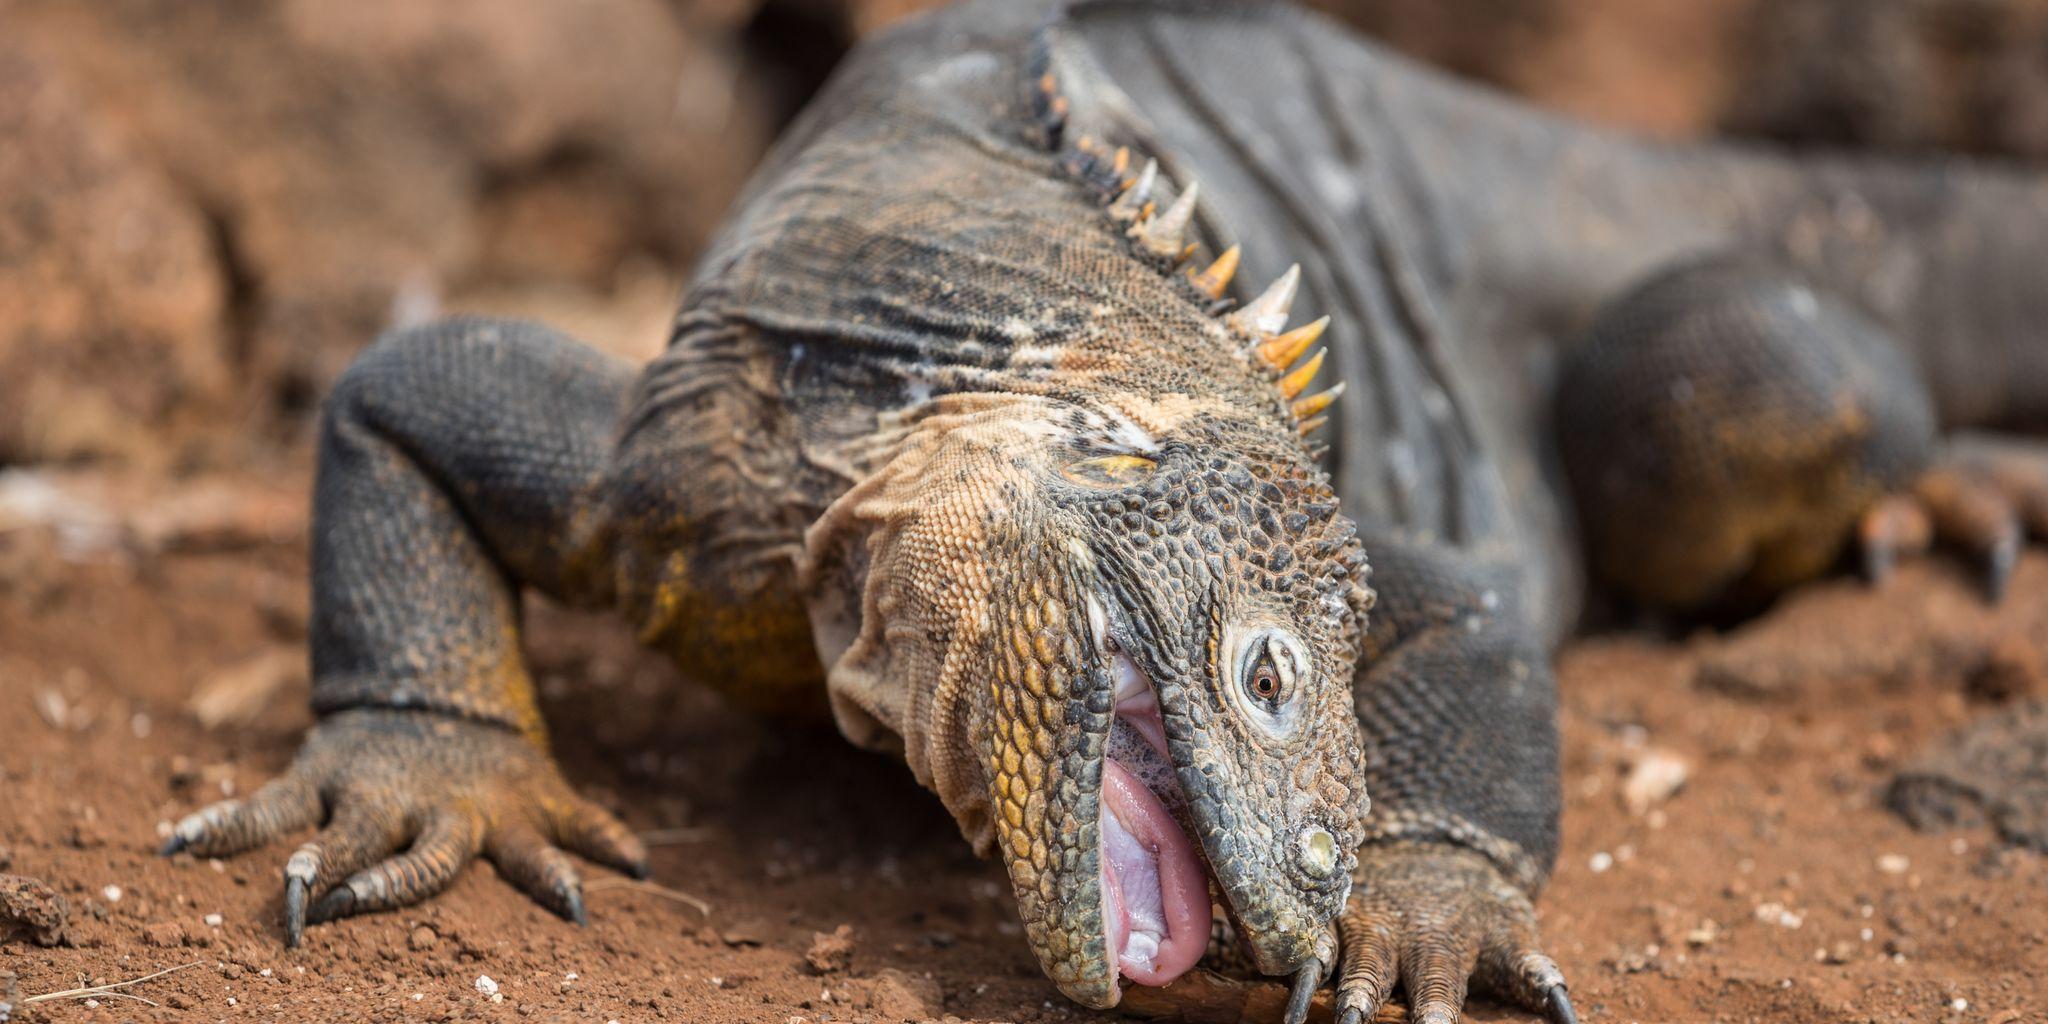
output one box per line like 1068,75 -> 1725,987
1099,754 -> 1211,990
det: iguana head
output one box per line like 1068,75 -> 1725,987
996,405 -> 1374,1008
772,74 -> 1373,1009
792,178 -> 1373,1013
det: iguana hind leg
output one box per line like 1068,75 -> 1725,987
164,318 -> 650,944
1556,254 -> 2048,609
1557,255 -> 1935,608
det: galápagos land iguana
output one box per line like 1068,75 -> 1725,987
160,1 -> 2048,1021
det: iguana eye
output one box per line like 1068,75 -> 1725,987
1247,657 -> 1283,705
1061,454 -> 1157,488
1233,631 -> 1307,734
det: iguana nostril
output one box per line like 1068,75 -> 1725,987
1298,827 -> 1337,878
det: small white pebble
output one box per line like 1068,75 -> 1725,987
1877,853 -> 1910,875
564,972 -> 578,981
204,913 -> 224,927
1588,851 -> 1614,873
260,968 -> 272,978
84,998 -> 100,1008
209,859 -> 226,874
709,976 -> 723,988
1754,902 -> 1804,929
1861,928 -> 1874,942
1949,838 -> 1969,855
1619,748 -> 1689,814
413,993 -> 424,1001
227,997 -> 238,1006
102,885 -> 122,903
474,975 -> 499,997
1953,998 -> 1968,1012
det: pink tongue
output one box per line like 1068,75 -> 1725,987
1099,758 -> 1211,988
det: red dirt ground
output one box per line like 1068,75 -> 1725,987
3,466 -> 2045,1023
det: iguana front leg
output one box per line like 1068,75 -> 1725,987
1336,536 -> 1572,1024
163,318 -> 650,943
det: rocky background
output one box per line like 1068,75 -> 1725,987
8,0 -> 2048,470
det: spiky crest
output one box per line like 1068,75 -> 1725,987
1030,64 -> 1342,437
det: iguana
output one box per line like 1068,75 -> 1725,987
161,1 -> 2048,1021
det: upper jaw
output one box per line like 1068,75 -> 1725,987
1171,719 -> 1353,978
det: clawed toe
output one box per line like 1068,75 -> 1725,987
1281,958 -> 1321,1024
160,774 -> 320,860
1545,984 -> 1579,1024
1863,441 -> 2048,601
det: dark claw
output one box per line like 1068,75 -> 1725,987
1338,1008 -> 1361,1024
307,886 -> 354,926
1283,958 -> 1320,1024
559,882 -> 588,926
284,876 -> 308,948
1986,533 -> 2019,603
1862,544 -> 1894,587
628,857 -> 652,881
1545,985 -> 1578,1024
158,835 -> 188,857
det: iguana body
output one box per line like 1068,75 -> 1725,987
166,2 -> 2048,1021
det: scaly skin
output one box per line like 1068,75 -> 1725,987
164,2 -> 2048,1021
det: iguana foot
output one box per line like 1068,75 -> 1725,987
1861,438 -> 2048,600
162,708 -> 647,945
1333,843 -> 1572,1024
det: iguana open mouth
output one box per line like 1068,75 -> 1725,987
1100,650 -> 1211,988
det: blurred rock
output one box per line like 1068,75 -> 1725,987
1890,698 -> 2048,851
859,967 -> 941,1019
1620,748 -> 1691,815
5,0 -> 773,468
189,648 -> 305,730
0,874 -> 72,947
0,41 -> 227,465
1727,0 -> 2048,159
803,923 -> 855,973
